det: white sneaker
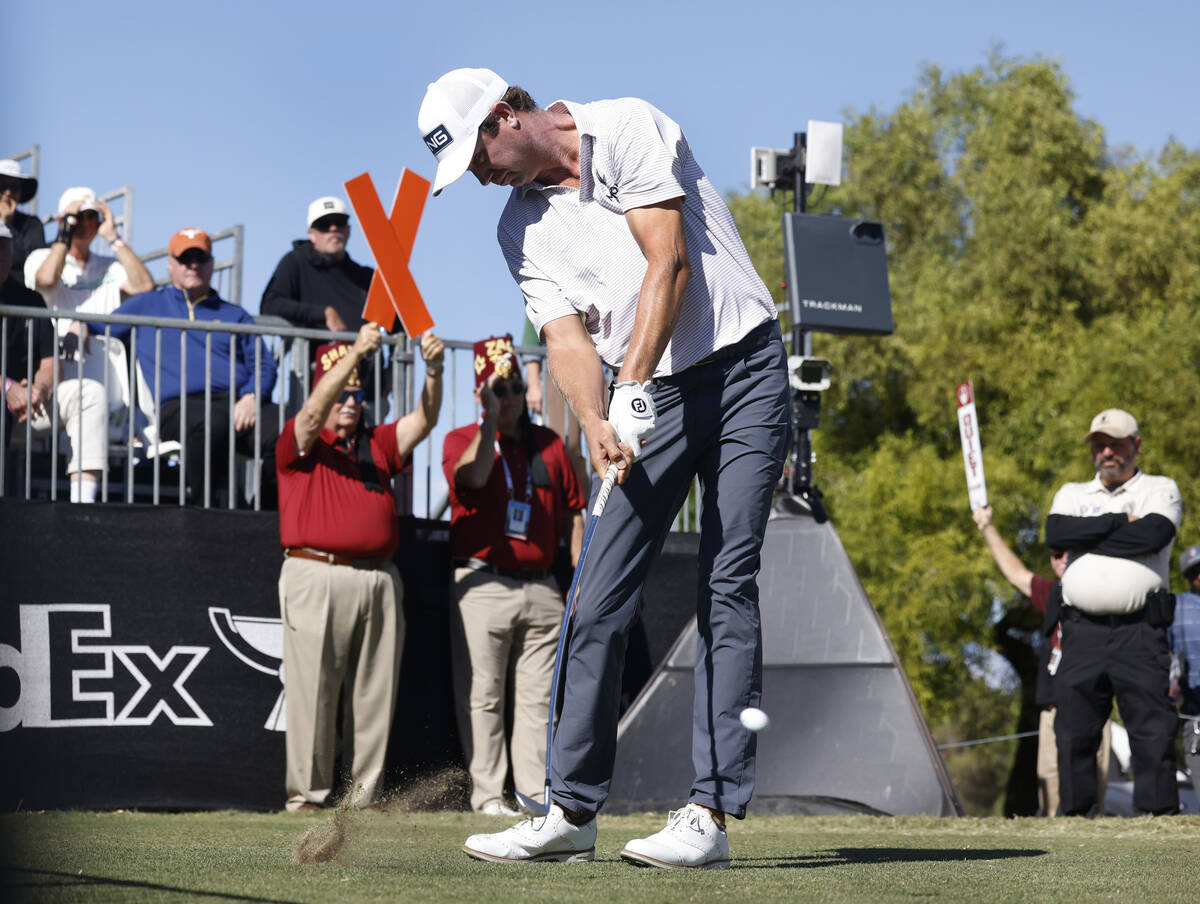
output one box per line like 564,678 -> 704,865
480,801 -> 520,817
620,804 -> 730,870
463,803 -> 596,863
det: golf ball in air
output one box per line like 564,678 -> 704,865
739,707 -> 770,733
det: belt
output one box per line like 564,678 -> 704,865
690,319 -> 779,369
1063,605 -> 1145,627
454,557 -> 553,582
284,547 -> 390,570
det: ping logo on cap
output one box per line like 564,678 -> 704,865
423,125 -> 453,155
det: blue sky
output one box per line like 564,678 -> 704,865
5,0 -> 1196,511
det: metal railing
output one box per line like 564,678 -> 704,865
1,306 -> 412,509
2,307 -> 701,529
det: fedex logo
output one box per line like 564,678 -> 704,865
0,605 -> 211,731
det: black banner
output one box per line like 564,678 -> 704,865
0,500 -> 698,811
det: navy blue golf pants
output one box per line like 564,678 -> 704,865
550,320 -> 791,820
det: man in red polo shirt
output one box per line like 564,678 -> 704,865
443,334 -> 586,816
276,322 -> 444,811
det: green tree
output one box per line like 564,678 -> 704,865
729,54 -> 1200,814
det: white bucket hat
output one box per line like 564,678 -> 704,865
418,68 -> 509,196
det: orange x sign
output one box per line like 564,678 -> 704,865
344,169 -> 435,336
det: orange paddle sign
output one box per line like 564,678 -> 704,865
344,169 -> 435,336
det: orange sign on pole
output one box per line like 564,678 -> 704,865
344,169 -> 435,336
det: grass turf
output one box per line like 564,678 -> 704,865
2,810 -> 1198,903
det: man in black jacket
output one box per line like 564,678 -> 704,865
1044,408 -> 1182,816
262,196 -> 374,334
261,196 -> 398,409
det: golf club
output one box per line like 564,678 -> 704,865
515,462 -> 619,816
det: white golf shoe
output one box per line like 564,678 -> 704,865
462,803 -> 596,863
620,804 -> 731,870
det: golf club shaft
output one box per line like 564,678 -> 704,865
527,463 -> 619,813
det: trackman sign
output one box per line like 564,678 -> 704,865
0,604 -> 287,733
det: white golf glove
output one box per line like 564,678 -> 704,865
608,380 -> 656,460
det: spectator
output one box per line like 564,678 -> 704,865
0,159 -> 46,274
261,197 -> 392,407
2,222 -> 56,459
420,69 -> 789,869
1170,544 -> 1200,802
90,229 -> 279,507
262,196 -> 376,334
275,323 -> 443,811
22,188 -> 151,501
973,504 -> 1110,816
521,316 -> 587,490
1045,408 -> 1182,816
443,334 -> 586,816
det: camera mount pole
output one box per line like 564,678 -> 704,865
785,132 -> 826,520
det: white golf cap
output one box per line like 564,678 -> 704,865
57,186 -> 102,217
307,196 -> 348,228
1084,408 -> 1138,442
418,68 -> 509,196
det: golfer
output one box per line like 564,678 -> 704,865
419,68 -> 790,869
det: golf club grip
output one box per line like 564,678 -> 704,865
591,464 -> 619,517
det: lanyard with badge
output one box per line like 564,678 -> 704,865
496,439 -> 532,539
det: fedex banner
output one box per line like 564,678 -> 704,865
0,501 -> 458,811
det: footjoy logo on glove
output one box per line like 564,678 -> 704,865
632,398 -> 648,415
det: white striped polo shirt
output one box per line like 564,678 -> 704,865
497,97 -> 775,378
1050,469 -> 1183,614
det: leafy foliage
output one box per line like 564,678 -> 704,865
729,54 -> 1200,810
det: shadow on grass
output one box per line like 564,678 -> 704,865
735,848 -> 1049,869
0,866 -> 303,903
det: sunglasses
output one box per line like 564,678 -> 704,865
0,178 -> 23,194
491,380 -> 525,398
174,250 -> 213,267
339,389 -> 365,405
311,215 -> 349,232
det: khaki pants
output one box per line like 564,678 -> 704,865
450,567 -> 563,812
279,556 -> 404,811
29,377 -> 108,474
1038,707 -> 1110,816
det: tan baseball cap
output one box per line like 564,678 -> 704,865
1084,408 -> 1138,442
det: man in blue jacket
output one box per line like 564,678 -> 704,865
91,228 -> 278,506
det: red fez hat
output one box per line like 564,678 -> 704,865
313,342 -> 364,391
472,335 -> 519,389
